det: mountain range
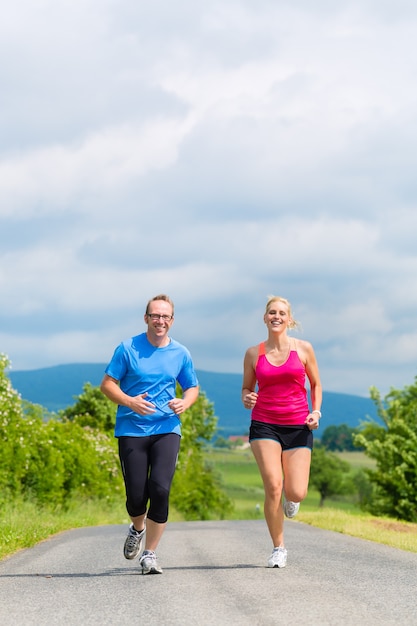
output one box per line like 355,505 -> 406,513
9,363 -> 379,437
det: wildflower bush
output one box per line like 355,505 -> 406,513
0,354 -> 123,508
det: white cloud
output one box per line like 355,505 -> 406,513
1,0 -> 417,398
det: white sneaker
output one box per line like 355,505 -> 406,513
283,498 -> 300,519
139,550 -> 163,575
268,547 -> 287,568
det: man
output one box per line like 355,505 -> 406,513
100,294 -> 199,574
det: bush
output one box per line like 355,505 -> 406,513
354,381 -> 417,522
0,354 -> 123,508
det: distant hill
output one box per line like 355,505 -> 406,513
9,363 -> 379,437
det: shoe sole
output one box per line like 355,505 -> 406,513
124,551 -> 141,560
141,567 -> 163,575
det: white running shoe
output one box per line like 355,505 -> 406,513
139,550 -> 163,575
268,547 -> 288,568
283,498 -> 300,519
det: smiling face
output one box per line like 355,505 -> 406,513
264,298 -> 293,333
144,299 -> 174,345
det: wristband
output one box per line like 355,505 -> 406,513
312,410 -> 322,418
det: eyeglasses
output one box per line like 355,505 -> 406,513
147,313 -> 173,321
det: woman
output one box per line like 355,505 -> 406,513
242,295 -> 322,568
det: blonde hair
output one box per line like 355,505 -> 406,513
265,295 -> 300,330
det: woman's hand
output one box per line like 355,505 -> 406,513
306,412 -> 320,430
243,391 -> 258,410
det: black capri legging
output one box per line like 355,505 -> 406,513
118,433 -> 180,524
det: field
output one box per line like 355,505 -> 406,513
204,447 -> 417,553
205,447 -> 368,519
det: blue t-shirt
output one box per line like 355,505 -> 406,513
105,333 -> 199,437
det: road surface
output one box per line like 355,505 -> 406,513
0,520 -> 416,625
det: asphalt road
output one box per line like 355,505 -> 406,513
0,519 -> 416,625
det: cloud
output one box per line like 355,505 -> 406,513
1,0 -> 417,398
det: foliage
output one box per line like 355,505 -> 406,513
354,381 -> 417,522
321,423 -> 361,452
213,435 -> 232,449
309,445 -> 355,507
172,449 -> 233,520
172,388 -> 234,520
59,382 -> 116,434
352,468 -> 374,509
63,380 -> 233,519
0,354 -> 123,508
0,355 -> 232,521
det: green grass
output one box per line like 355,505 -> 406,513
0,497 -> 126,561
0,497 -> 184,561
297,509 -> 417,553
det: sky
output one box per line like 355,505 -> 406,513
1,0 -> 417,398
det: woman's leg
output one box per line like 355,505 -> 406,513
250,439 -> 285,547
282,447 -> 312,503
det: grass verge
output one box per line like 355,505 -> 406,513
298,509 -> 417,553
0,497 -> 184,561
0,498 -> 125,561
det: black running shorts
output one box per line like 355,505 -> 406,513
249,420 -> 313,450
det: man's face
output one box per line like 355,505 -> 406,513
144,301 -> 174,339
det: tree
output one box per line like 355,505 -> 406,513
309,446 -> 354,507
353,468 -> 373,510
354,381 -> 417,522
321,424 -> 360,452
213,435 -> 232,449
171,388 -> 233,520
60,382 -> 116,434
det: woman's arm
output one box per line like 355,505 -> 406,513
242,346 -> 258,408
305,343 -> 322,413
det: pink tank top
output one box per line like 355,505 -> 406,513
251,342 -> 309,426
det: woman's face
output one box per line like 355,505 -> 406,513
264,300 -> 292,331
